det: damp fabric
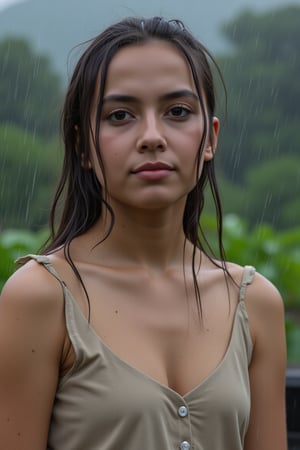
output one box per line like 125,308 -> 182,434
17,255 -> 255,450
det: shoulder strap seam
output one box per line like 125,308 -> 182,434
239,265 -> 256,303
16,254 -> 66,286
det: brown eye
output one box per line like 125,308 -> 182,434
168,106 -> 191,118
108,110 -> 133,122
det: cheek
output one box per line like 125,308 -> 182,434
99,145 -> 123,175
180,119 -> 204,147
99,128 -> 126,162
180,127 -> 203,163
178,126 -> 206,182
92,135 -> 127,190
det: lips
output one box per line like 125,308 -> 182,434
131,161 -> 174,173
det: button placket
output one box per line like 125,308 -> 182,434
174,396 -> 192,450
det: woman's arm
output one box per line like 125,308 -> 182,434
0,262 -> 66,450
244,272 -> 287,450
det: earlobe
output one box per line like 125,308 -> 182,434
204,117 -> 220,161
204,145 -> 215,161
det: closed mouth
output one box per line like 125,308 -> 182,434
131,161 -> 174,173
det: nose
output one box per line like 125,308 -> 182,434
136,112 -> 167,152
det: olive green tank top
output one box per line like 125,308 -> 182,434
19,255 -> 255,450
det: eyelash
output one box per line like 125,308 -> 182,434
166,105 -> 192,118
105,104 -> 193,123
106,110 -> 133,122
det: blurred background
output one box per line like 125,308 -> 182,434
0,0 -> 300,364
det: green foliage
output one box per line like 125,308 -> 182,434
201,213 -> 300,363
0,228 -> 47,291
218,5 -> 300,179
286,319 -> 300,365
215,5 -> 300,230
215,157 -> 300,230
0,37 -> 63,136
0,37 -> 63,230
222,6 -> 300,63
245,157 -> 300,229
0,124 -> 62,230
206,214 -> 300,308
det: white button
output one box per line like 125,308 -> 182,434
178,405 -> 188,417
180,441 -> 191,450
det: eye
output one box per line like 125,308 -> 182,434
167,105 -> 192,118
107,110 -> 133,122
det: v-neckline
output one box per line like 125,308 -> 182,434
63,282 -> 244,400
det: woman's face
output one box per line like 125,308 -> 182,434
91,40 -> 219,211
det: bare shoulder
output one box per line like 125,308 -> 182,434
225,261 -> 284,337
0,256 -> 67,362
202,257 -> 283,307
243,268 -> 284,327
229,262 -> 285,344
226,261 -> 283,307
1,256 -> 64,315
0,257 -> 67,449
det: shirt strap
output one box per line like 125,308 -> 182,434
16,254 -> 66,286
239,265 -> 256,303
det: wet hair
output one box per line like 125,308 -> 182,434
43,16 -> 228,316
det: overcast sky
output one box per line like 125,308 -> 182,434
1,0 -> 299,77
0,0 -> 25,11
1,0 -> 299,12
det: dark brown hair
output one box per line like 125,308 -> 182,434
44,16 -> 228,315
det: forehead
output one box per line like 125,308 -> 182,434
103,40 -> 197,95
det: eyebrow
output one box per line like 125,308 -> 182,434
102,89 -> 199,104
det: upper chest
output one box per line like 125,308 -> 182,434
61,262 -> 240,396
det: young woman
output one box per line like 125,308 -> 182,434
0,16 -> 287,450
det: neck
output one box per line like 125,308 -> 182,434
77,201 -> 194,272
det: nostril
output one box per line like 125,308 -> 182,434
137,135 -> 167,152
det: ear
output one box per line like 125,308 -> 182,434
204,117 -> 220,161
